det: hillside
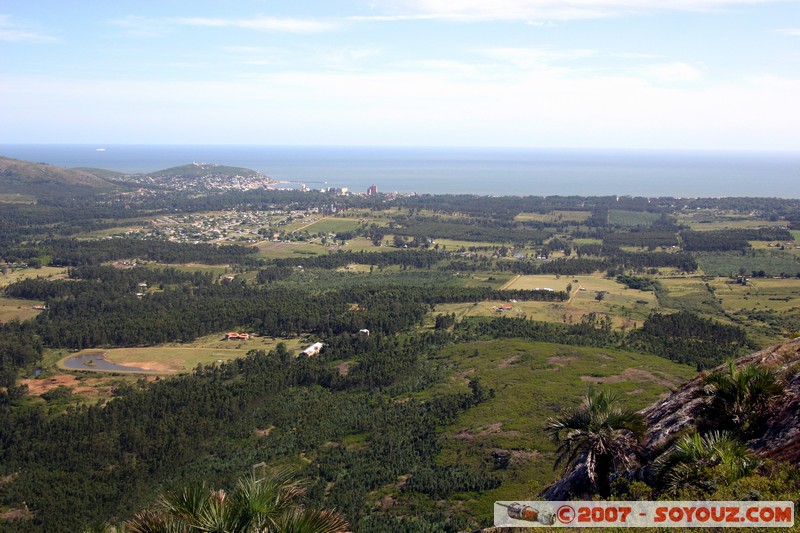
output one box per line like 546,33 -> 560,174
543,337 -> 800,500
0,156 -> 119,198
112,161 -> 275,191
148,162 -> 261,179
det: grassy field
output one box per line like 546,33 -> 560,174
288,216 -> 363,235
256,241 -> 326,259
256,236 -> 378,259
608,209 -> 660,227
676,210 -> 784,231
695,252 -> 800,277
0,193 -> 35,203
749,241 -> 800,256
0,266 -> 67,287
421,339 -> 695,520
0,297 -> 45,323
710,277 -> 800,314
436,273 -> 657,329
433,238 -> 504,250
515,211 -> 591,223
58,334 -> 306,374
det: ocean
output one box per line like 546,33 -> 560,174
1,145 -> 799,198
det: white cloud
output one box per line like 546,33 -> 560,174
479,47 -> 597,69
361,0 -> 792,22
642,62 -> 704,83
776,28 -> 800,36
3,64 -> 797,149
172,16 -> 337,33
0,13 -> 57,43
109,15 -> 337,37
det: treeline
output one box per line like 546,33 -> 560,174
5,267 -> 564,349
1,238 -> 258,266
616,274 -> 661,292
271,249 -> 444,270
457,310 -> 752,370
392,218 -> 551,244
681,228 -> 794,252
496,251 -> 697,276
0,322 -> 43,403
603,230 -> 678,248
627,312 -> 754,369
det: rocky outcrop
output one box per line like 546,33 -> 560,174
542,338 -> 800,500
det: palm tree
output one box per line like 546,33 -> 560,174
545,389 -> 646,497
655,430 -> 760,495
701,361 -> 784,436
124,468 -> 348,533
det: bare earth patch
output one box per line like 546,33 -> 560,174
547,355 -> 577,367
123,361 -> 178,372
336,362 -> 351,376
454,367 -> 476,384
499,355 -> 521,368
596,353 -> 615,360
622,368 -> 676,387
581,369 -> 677,387
454,422 -> 520,441
580,374 -> 626,384
254,427 -> 274,437
0,508 -> 32,521
511,450 -> 541,465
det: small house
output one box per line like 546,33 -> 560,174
225,332 -> 250,341
302,342 -> 324,357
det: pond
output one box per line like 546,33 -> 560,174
63,353 -> 156,373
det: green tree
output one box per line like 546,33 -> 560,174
700,361 -> 784,436
124,469 -> 348,533
655,430 -> 760,495
545,389 -> 645,497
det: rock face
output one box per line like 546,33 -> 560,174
542,338 -> 800,500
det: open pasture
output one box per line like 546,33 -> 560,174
425,339 -> 695,516
59,334 -> 305,374
256,240 -> 325,259
0,193 -> 35,203
0,266 -> 67,288
515,210 -> 591,223
0,297 -> 45,323
710,277 -> 800,314
608,209 -> 660,227
290,216 -> 362,235
695,251 -> 800,277
436,273 -> 657,329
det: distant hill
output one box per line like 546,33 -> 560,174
148,162 -> 261,179
0,156 -> 119,199
71,167 -> 130,180
111,162 -> 275,191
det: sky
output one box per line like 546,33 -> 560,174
1,0 -> 799,149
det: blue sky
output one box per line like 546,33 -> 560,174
1,0 -> 799,149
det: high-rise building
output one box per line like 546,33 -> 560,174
367,184 -> 378,196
